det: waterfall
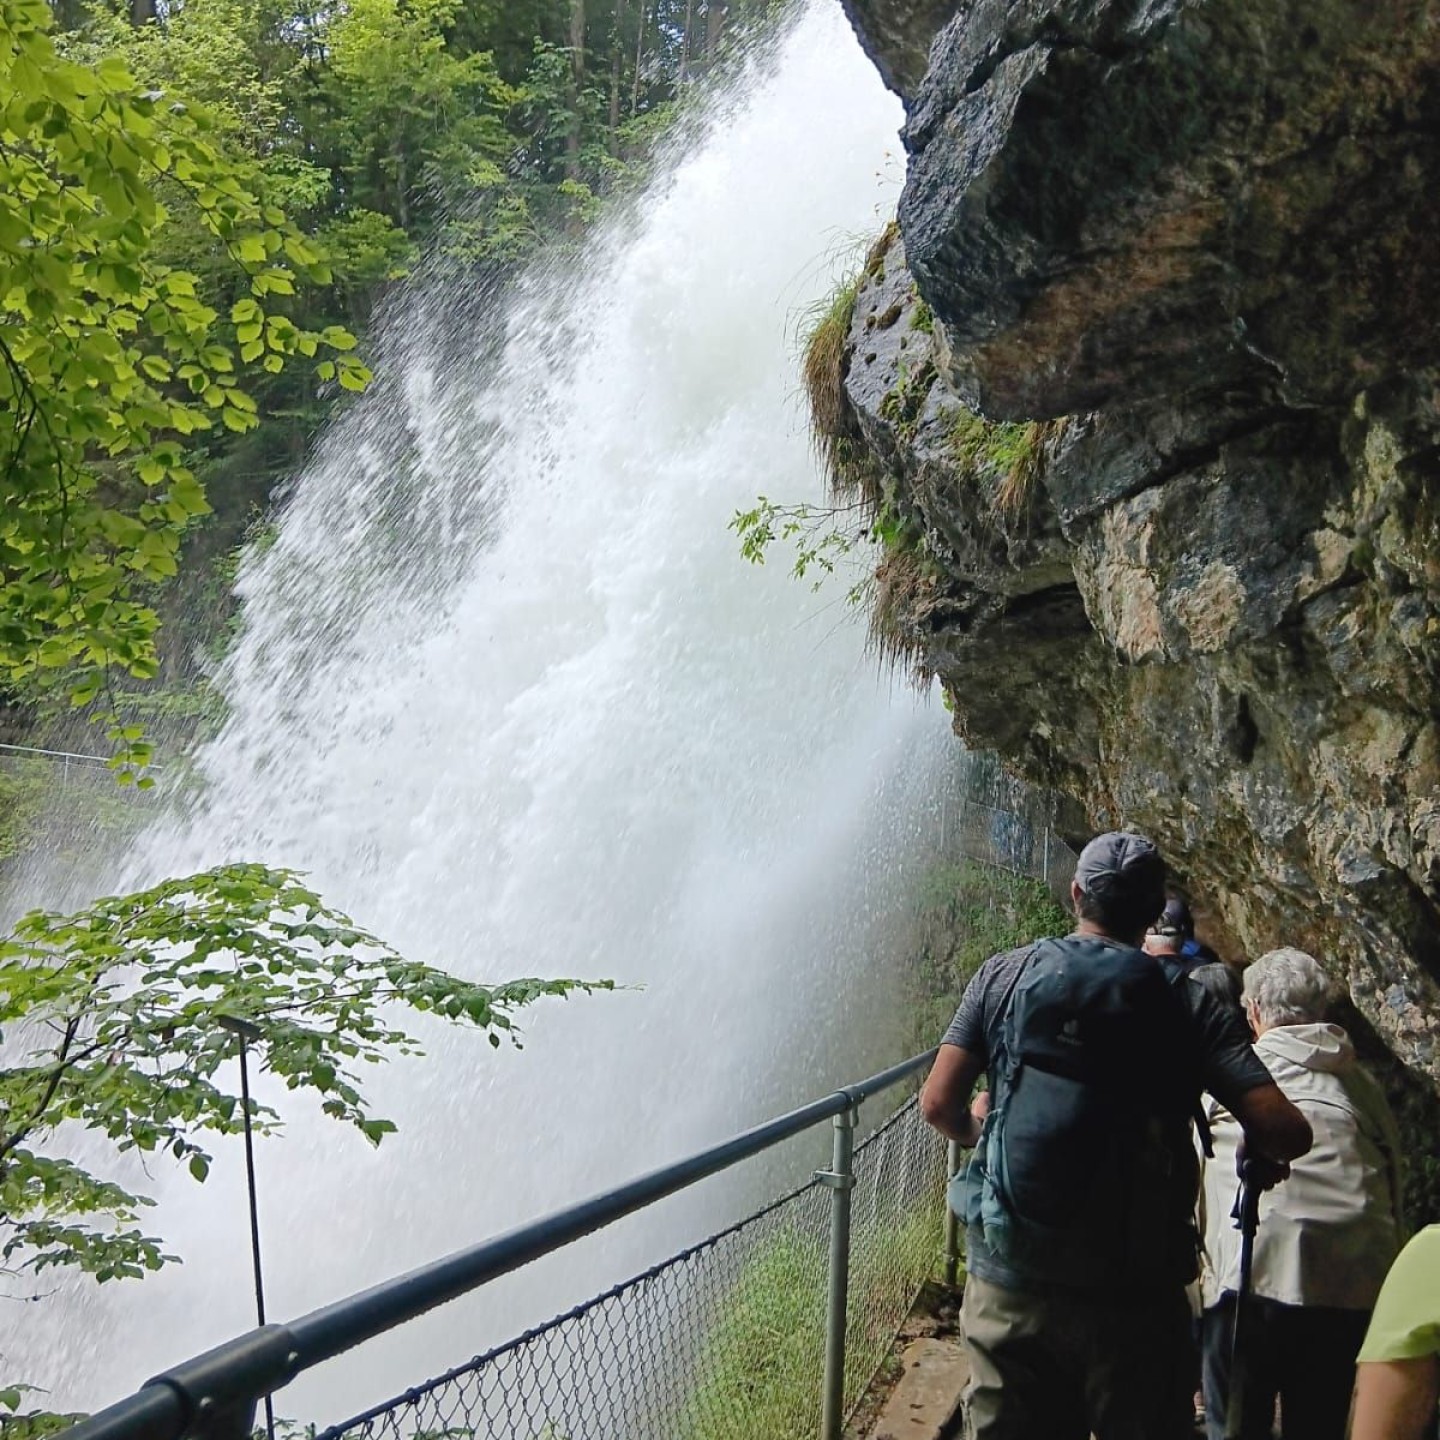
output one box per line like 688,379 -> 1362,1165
6,3 -> 960,1424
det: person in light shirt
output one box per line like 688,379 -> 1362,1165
1199,947 -> 1405,1440
1349,1225 -> 1440,1440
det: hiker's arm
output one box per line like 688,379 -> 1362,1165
1192,985 -> 1311,1167
1349,1357 -> 1440,1440
1231,1081 -> 1312,1164
921,1045 -> 987,1146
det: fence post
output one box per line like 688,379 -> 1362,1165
817,1105 -> 857,1440
943,1139 -> 961,1287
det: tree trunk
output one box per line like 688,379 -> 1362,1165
130,0 -> 155,25
608,0 -> 627,138
566,0 -> 586,183
630,0 -> 647,116
393,144 -> 410,232
679,0 -> 694,82
705,0 -> 727,58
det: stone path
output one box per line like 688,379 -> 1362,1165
862,1335 -> 969,1440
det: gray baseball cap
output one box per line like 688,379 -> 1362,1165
1074,831 -> 1165,910
1151,896 -> 1194,937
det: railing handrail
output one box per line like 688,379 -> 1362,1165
0,742 -> 162,772
952,795 -> 1079,858
62,1048 -> 938,1440
0,741 -> 114,765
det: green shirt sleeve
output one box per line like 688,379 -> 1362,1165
1358,1225 -> 1440,1363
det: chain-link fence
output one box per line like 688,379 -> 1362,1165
0,744 -> 159,865
942,796 -> 1077,904
319,1098 -> 947,1440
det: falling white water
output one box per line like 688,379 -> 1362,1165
5,2 -> 961,1425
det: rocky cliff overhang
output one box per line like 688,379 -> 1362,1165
835,0 -> 1440,1123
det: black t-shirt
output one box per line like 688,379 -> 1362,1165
941,934 -> 1273,1289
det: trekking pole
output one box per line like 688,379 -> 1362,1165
1224,1161 -> 1261,1440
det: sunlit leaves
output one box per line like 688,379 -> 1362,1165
0,862 -> 610,1288
729,496 -> 868,589
0,0 -> 368,761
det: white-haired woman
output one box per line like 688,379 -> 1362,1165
1199,947 -> 1406,1440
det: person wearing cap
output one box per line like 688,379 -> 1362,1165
1146,896 -> 1243,1013
921,830 -> 1312,1440
1151,896 -> 1222,967
1198,948 -> 1405,1440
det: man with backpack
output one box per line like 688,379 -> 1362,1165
920,831 -> 1313,1440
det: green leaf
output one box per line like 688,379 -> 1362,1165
0,863 -> 608,1291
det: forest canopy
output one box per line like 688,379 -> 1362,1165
2,0 -> 786,742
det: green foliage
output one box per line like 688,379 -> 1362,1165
877,359 -> 936,445
0,0 -> 798,721
0,862 -> 609,1287
0,755 -> 155,868
677,1205 -> 944,1440
0,762 -> 50,862
318,0 -> 519,242
947,411 -> 1046,516
903,860 -> 1070,1049
0,1387 -> 80,1439
0,0 -> 367,766
868,492 -> 925,558
728,496 -> 869,591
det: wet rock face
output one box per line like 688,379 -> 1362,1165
836,0 -> 962,98
836,1 -> 1440,1111
895,0 -> 1440,418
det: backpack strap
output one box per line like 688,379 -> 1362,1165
989,941 -> 1044,1085
1157,956 -> 1215,1157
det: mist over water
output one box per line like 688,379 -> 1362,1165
6,4 -> 962,1423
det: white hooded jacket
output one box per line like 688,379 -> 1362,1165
1200,1022 -> 1405,1311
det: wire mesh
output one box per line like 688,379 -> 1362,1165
319,1098 -> 947,1440
0,747 -> 158,862
945,797 -> 1076,904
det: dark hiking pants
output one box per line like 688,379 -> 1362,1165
960,1272 -> 1195,1440
1201,1293 -> 1370,1440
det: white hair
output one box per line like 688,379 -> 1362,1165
1243,947 -> 1332,1027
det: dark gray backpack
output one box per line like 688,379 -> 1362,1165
963,936 -> 1203,1290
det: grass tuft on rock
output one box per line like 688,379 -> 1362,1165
948,411 -> 1049,518
801,275 -> 862,493
800,221 -> 902,507
869,545 -> 938,676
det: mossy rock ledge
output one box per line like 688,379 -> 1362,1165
833,0 -> 1440,1160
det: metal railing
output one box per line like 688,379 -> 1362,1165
0,742 -> 162,786
943,795 -> 1078,903
65,1051 -> 951,1440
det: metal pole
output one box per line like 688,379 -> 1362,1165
238,1042 -> 274,1440
1042,825 -> 1050,885
817,1106 -> 857,1440
1224,1164 -> 1261,1440
226,1022 -> 275,1440
943,1139 -> 961,1287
